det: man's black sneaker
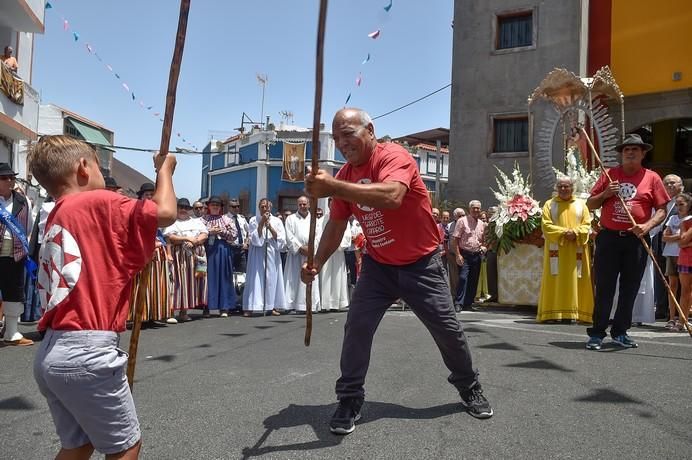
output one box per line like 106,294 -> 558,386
611,334 -> 638,348
329,397 -> 363,435
460,383 -> 493,419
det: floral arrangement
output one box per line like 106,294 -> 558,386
486,164 -> 543,254
553,146 -> 601,200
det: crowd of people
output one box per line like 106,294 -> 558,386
121,191 -> 367,327
1,107 -> 689,458
1,136 -> 689,346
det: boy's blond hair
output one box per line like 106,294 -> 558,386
28,135 -> 99,194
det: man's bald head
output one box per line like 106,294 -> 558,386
332,108 -> 377,166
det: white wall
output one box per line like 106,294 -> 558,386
38,104 -> 64,136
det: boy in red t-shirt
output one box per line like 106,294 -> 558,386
27,135 -> 177,459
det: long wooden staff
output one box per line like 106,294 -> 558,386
580,128 -> 692,337
127,0 -> 192,389
304,0 -> 329,346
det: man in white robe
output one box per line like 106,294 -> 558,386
243,198 -> 286,316
284,196 -> 321,312
319,201 -> 351,311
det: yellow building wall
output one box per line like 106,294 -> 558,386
611,0 -> 692,95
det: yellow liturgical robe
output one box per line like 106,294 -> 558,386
537,196 -> 594,323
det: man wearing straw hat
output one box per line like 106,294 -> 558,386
586,134 -> 669,350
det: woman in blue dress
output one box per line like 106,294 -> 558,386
202,196 -> 237,317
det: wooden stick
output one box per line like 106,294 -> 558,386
580,128 -> 692,337
127,0 -> 192,389
126,264 -> 151,389
305,0 -> 329,347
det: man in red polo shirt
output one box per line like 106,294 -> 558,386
586,134 -> 669,350
303,108 -> 492,435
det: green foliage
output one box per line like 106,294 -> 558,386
486,214 -> 542,255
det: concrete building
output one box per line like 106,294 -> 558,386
0,0 -> 44,181
38,104 -> 115,176
449,0 -> 692,204
392,128 -> 450,206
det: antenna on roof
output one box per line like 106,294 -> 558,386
279,110 -> 294,125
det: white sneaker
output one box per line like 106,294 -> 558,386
166,318 -> 178,324
220,312 -> 228,318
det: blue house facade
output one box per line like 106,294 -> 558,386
201,125 -> 345,216
200,125 -> 450,216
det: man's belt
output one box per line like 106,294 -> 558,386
601,228 -> 634,237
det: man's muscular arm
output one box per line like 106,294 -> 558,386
301,218 -> 348,283
305,168 -> 406,209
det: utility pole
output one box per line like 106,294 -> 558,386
257,74 -> 268,126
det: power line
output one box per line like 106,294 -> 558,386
372,83 -> 451,120
38,83 -> 453,155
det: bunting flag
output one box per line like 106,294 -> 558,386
368,30 -> 381,39
344,93 -> 352,105
281,142 -> 306,182
356,74 -> 362,87
361,53 -> 370,65
384,0 -> 393,12
44,0 -> 199,151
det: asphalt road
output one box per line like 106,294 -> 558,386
2,308 -> 691,459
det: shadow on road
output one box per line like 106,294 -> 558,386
0,396 -> 37,410
241,401 -> 461,459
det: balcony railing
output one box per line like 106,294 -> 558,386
1,63 -> 24,104
0,62 -> 39,140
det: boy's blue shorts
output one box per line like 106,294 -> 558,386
34,329 -> 141,454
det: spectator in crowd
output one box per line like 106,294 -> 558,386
663,191 -> 690,331
660,174 -> 684,326
675,193 -> 692,328
3,46 -> 18,73
440,210 -> 451,272
202,196 -> 237,318
0,163 -> 34,345
164,198 -> 208,323
104,176 -> 121,194
284,196 -> 321,313
192,201 -> 205,219
451,200 -> 486,312
128,182 -> 173,326
586,134 -> 668,350
446,208 -> 465,296
243,198 -> 286,317
227,198 -> 248,275
316,207 -> 324,219
280,209 -> 292,269
537,176 -> 593,324
485,206 -> 499,302
344,215 -> 362,291
319,198 -> 351,312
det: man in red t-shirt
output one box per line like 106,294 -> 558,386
586,134 -> 669,350
303,108 -> 492,435
28,135 -> 178,459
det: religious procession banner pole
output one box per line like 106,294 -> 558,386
305,0 -> 329,347
127,0 -> 192,389
580,128 -> 692,338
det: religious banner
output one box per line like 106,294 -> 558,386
282,142 -> 306,182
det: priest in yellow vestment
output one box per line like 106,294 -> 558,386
537,176 -> 594,323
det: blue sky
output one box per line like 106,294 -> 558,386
34,0 -> 454,200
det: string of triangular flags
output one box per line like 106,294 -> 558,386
44,1 -> 198,151
344,0 -> 393,106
